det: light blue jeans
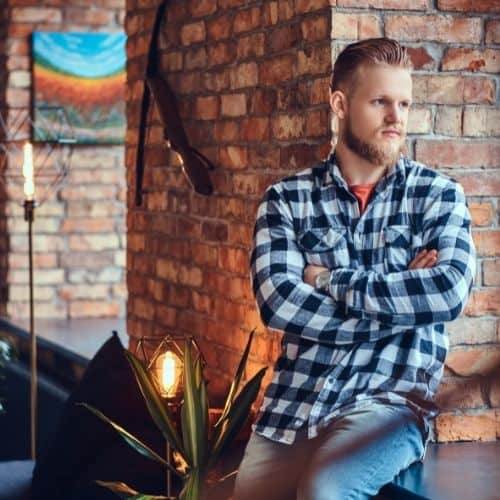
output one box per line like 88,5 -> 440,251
234,402 -> 425,500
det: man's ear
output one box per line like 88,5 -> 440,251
329,89 -> 348,120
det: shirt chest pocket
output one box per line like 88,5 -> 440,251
297,227 -> 350,269
384,225 -> 422,272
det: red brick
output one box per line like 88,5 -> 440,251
178,264 -> 203,287
201,221 -> 228,242
415,140 -> 499,168
436,377 -> 484,410
472,230 -> 500,257
306,109 -> 329,137
407,47 -> 437,70
295,0 -> 330,12
310,77 -> 330,105
250,89 -> 277,114
181,21 -> 206,46
408,107 -> 432,134
237,33 -> 265,60
268,23 -> 302,53
188,0 -> 217,17
249,145 -> 281,170
332,12 -> 382,39
446,347 -> 500,377
463,108 -> 500,137
194,96 -> 219,120
413,75 -> 495,104
453,172 -> 500,196
240,117 -> 271,142
207,14 -> 232,40
60,185 -> 117,201
207,41 -> 236,67
219,146 -> 249,170
485,19 -> 500,44
278,0 -> 294,21
220,93 -> 247,117
386,15 -> 480,43
230,62 -> 258,89
214,120 -> 240,142
259,55 -> 295,86
483,260 -> 500,286
58,284 -> 111,301
297,45 -> 331,76
447,318 -> 498,346
469,202 -> 494,227
203,69 -> 229,92
60,219 -> 114,233
437,0 -> 500,13
434,106 -> 462,136
184,47 -> 207,70
69,234 -> 120,251
262,2 -> 279,25
443,48 -> 499,73
272,113 -> 307,140
464,288 -> 500,316
233,7 -> 261,34
218,247 -> 249,275
228,223 -> 253,247
11,7 -> 62,23
338,0 -> 427,7
435,411 -> 498,442
464,77 -> 496,104
280,143 -> 322,169
65,7 -> 115,26
301,16 -> 328,42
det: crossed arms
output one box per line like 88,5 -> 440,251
250,181 -> 476,346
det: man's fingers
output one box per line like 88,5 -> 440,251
409,249 -> 437,269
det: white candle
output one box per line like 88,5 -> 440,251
22,142 -> 35,201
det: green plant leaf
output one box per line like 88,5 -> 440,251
215,329 -> 256,428
182,339 -> 205,468
124,350 -> 185,458
210,367 -> 266,466
79,403 -> 182,479
95,480 -> 169,499
179,469 -> 200,500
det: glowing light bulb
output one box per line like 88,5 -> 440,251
22,142 -> 35,200
161,351 -> 176,396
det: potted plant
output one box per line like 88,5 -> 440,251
82,330 -> 266,499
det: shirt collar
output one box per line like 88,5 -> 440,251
323,151 -> 406,189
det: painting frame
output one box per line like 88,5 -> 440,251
32,31 -> 127,145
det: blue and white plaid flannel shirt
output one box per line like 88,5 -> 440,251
250,153 -> 476,445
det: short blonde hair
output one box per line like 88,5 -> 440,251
330,38 -> 413,92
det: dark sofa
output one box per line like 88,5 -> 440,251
0,359 -> 70,499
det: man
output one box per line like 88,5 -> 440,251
234,38 -> 476,499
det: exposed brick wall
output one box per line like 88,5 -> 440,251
331,2 -> 500,441
0,0 -> 127,320
126,0 -> 499,440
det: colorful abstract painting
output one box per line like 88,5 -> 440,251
33,32 -> 127,144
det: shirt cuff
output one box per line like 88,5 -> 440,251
329,269 -> 355,302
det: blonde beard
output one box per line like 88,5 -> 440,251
343,118 -> 404,169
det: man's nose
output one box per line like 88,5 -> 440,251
385,103 -> 402,124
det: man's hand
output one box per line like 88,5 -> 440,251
408,249 -> 437,269
304,249 -> 438,287
304,265 -> 329,287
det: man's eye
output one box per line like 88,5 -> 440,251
400,101 -> 411,109
373,99 -> 385,105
